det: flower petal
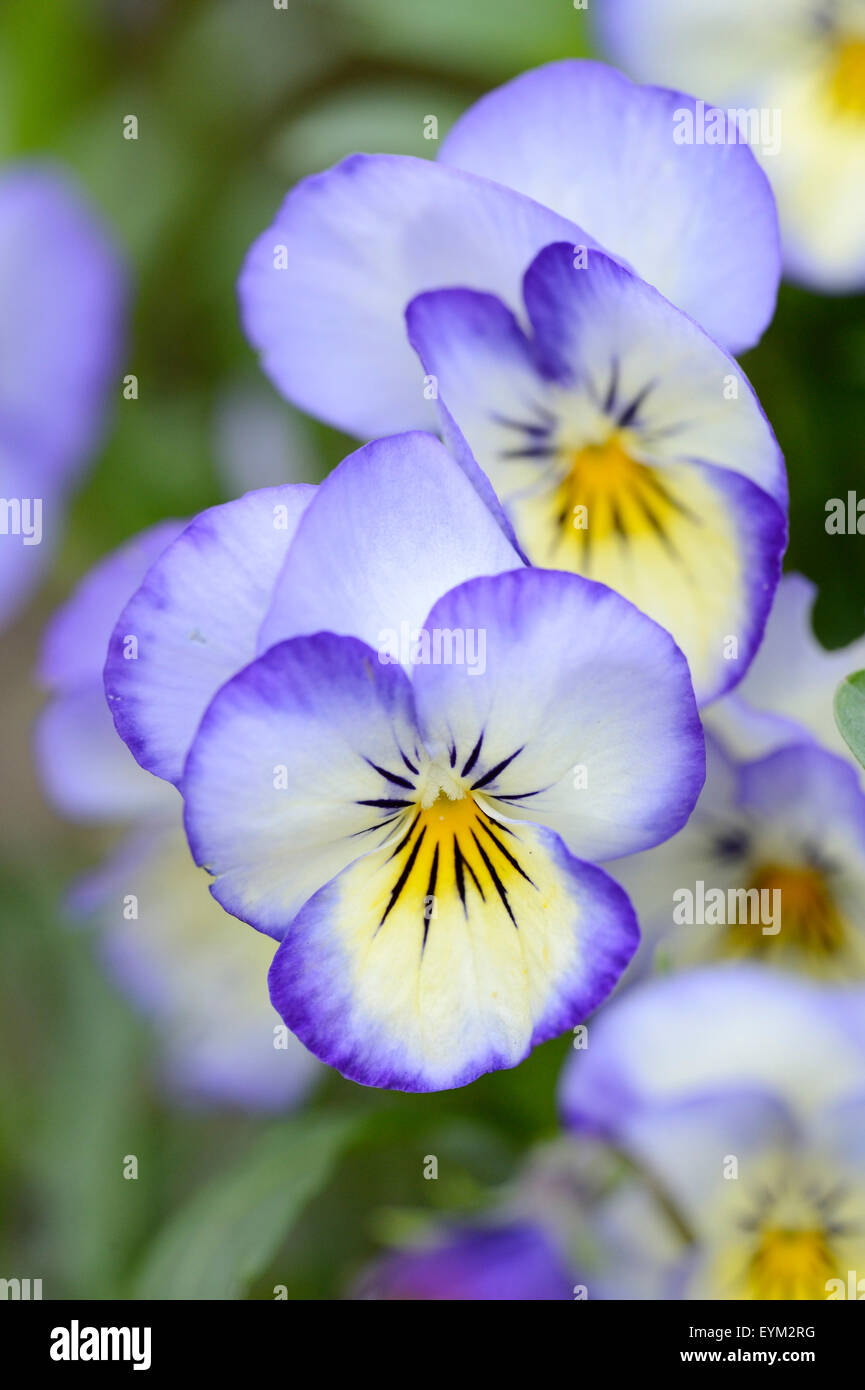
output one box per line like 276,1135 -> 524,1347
0,165 -> 126,483
410,568 -> 705,863
559,965 -> 865,1137
105,485 -> 314,786
75,824 -> 321,1111
439,60 -> 780,353
182,633 -> 420,941
269,817 -> 637,1091
237,152 -> 588,438
258,431 -> 523,656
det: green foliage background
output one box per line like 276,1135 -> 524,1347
0,0 -> 862,1299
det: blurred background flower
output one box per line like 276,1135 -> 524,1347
1,0 -> 863,1300
597,0 -> 865,292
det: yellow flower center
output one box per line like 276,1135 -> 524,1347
829,36 -> 865,117
723,861 -> 845,959
555,433 -> 683,551
747,1227 -> 839,1300
375,781 -> 538,940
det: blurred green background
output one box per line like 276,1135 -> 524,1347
0,0 -> 863,1299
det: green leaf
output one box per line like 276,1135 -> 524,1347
834,670 -> 865,769
131,1112 -> 357,1300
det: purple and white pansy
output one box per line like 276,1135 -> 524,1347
237,60 -> 787,705
599,0 -> 865,292
0,167 -> 125,630
104,432 -> 705,1091
610,735 -> 865,979
407,244 -> 786,705
559,967 -> 865,1299
37,522 -> 321,1112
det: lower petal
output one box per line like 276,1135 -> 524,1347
269,818 -> 638,1092
511,457 -> 786,705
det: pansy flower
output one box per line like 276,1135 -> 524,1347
610,735 -> 865,979
560,967 -> 865,1299
105,433 -> 705,1091
599,0 -> 865,291
37,516 -> 321,1111
0,167 -> 125,629
407,245 -> 787,704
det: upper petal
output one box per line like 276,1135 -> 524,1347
182,633 -> 420,940
438,60 -> 780,353
559,965 -> 865,1137
412,567 -> 705,862
237,152 -> 588,439
258,431 -> 523,656
105,485 -> 314,786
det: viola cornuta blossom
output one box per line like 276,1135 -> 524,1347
610,736 -> 865,979
105,433 -> 705,1091
0,167 -> 125,629
354,1224 -> 574,1301
184,567 -> 702,1091
599,0 -> 865,291
238,59 -> 780,443
407,245 -> 787,704
560,967 -> 865,1299
37,522 -> 321,1111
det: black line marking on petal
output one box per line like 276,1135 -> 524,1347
457,834 -> 485,903
609,494 -> 628,544
422,844 -> 439,952
498,443 -> 559,460
477,817 -> 536,887
357,798 -> 414,809
616,380 -> 655,429
448,743 -> 457,768
453,834 -> 468,916
378,826 -> 427,929
629,487 -> 681,559
460,732 -> 484,779
494,787 -> 546,803
490,408 -> 556,437
471,746 -> 524,791
478,807 -> 517,837
364,758 -> 415,790
386,812 -> 421,861
470,830 -> 518,927
637,469 -> 702,524
602,357 -> 620,415
400,748 -> 420,775
350,813 -> 401,839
